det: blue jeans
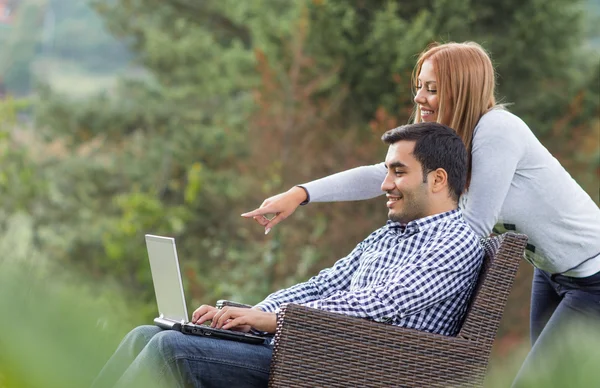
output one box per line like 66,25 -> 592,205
512,268 -> 600,385
91,325 -> 273,388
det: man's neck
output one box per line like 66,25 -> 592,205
424,202 -> 458,218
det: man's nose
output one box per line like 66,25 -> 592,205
381,174 -> 393,192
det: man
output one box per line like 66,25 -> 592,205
93,122 -> 483,388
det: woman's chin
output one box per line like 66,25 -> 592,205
420,114 -> 437,122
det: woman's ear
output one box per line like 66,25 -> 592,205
429,168 -> 448,194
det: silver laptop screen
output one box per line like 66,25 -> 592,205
145,234 -> 189,323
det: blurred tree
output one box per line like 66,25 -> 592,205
0,0 -> 133,95
44,0 -> 132,72
0,0 -> 44,95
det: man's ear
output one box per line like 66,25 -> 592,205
429,168 -> 448,194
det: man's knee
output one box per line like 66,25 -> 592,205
122,325 -> 163,348
146,329 -> 185,360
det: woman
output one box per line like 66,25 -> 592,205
242,42 -> 600,381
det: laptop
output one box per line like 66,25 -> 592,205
145,234 -> 266,345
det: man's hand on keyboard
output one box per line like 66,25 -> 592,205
191,305 -> 218,325
211,306 -> 277,334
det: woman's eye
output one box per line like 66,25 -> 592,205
416,85 -> 436,94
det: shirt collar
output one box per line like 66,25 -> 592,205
385,208 -> 462,234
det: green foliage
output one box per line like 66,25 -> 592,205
485,320 -> 600,387
0,252 -> 168,387
0,97 -> 40,211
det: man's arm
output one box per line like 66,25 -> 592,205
194,235 -> 372,333
189,232 -> 373,333
253,234 -> 373,312
302,230 -> 483,323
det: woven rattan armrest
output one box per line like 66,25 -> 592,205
269,303 -> 488,388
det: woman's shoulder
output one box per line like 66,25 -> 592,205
478,107 -> 528,127
474,107 -> 532,139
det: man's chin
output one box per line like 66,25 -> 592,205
388,211 -> 404,223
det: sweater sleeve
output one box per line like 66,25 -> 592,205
300,163 -> 387,203
463,111 -> 527,237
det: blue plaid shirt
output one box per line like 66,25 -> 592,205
255,209 -> 484,336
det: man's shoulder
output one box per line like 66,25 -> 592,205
425,214 -> 482,249
363,223 -> 393,241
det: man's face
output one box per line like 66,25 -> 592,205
381,141 -> 431,224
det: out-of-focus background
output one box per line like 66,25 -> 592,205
0,0 -> 598,387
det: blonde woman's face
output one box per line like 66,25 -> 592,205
414,60 -> 440,123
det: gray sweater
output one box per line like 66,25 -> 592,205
302,109 -> 600,277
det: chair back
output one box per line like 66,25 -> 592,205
457,232 -> 527,344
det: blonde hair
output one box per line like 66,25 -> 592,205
412,41 -> 498,184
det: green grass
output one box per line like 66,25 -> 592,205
0,259 -> 146,387
485,321 -> 600,387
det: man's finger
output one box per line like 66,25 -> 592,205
193,304 -> 220,324
213,309 -> 232,329
196,310 -> 217,324
192,305 -> 210,323
222,317 -> 248,330
211,307 -> 236,328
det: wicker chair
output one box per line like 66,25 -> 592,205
266,232 -> 528,388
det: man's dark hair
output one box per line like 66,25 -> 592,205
381,122 -> 467,202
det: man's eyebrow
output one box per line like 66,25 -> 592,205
385,161 -> 407,169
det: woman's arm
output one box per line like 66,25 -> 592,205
301,163 -> 387,202
463,110 -> 527,237
242,163 -> 386,233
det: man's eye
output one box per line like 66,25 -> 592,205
394,170 -> 404,176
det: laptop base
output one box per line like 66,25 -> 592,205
154,317 -> 182,331
181,323 -> 266,345
153,317 -> 266,345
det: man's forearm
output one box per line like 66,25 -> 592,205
255,245 -> 364,312
254,282 -> 321,312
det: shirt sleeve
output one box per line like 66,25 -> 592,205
464,111 -> 527,237
302,229 -> 483,322
253,237 -> 369,312
300,163 -> 387,203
